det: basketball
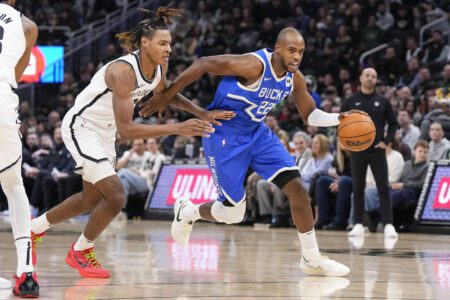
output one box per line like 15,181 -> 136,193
338,113 -> 376,152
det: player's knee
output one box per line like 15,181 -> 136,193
0,166 -> 23,190
108,193 -> 126,215
211,201 -> 246,224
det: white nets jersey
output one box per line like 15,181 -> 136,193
66,50 -> 162,134
0,3 -> 26,88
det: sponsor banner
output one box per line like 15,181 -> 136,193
433,177 -> 450,210
148,164 -> 216,210
21,46 -> 64,83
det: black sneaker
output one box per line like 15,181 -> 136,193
269,216 -> 291,228
13,272 -> 39,298
323,221 -> 347,231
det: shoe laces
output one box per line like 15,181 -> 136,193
32,234 -> 43,253
311,255 -> 334,270
83,250 -> 102,269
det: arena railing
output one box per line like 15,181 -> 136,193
359,43 -> 389,66
419,15 -> 449,47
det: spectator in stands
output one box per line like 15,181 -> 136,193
405,37 -> 423,62
376,2 -> 394,31
315,144 -> 353,230
377,47 -> 405,85
391,140 -> 429,230
428,122 -> 450,161
301,134 -> 333,192
142,138 -> 166,190
116,139 -> 152,202
411,67 -> 433,96
422,30 -> 450,72
397,110 -> 420,150
360,15 -> 383,50
399,57 -> 420,87
439,64 -> 450,90
27,133 -> 61,214
306,76 -> 321,107
41,127 -> 75,211
420,96 -> 450,140
293,131 -> 312,174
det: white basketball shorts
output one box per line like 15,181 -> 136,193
61,110 -> 117,184
0,83 -> 22,173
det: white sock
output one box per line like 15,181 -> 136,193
298,230 -> 320,260
15,238 -> 33,277
3,184 -> 34,276
182,203 -> 201,222
74,233 -> 94,251
31,213 -> 52,234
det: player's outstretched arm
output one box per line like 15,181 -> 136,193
139,54 -> 262,117
16,16 -> 38,82
149,65 -> 235,125
105,62 -> 214,140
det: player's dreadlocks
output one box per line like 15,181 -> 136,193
116,6 -> 180,53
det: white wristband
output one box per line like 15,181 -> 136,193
307,109 -> 340,127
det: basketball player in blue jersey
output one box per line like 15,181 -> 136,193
140,27 -> 364,276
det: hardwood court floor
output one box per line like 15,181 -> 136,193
0,217 -> 449,299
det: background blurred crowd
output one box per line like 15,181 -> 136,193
2,0 -> 450,231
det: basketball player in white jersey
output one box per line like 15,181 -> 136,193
0,0 -> 40,297
30,6 -> 234,278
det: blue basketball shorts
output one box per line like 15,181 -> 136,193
202,124 -> 298,205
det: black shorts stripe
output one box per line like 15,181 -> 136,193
272,169 -> 301,190
0,155 -> 21,174
69,88 -> 110,163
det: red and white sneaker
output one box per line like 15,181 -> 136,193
13,272 -> 39,298
65,243 -> 110,278
31,231 -> 45,266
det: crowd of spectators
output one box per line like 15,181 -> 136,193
1,0 -> 450,228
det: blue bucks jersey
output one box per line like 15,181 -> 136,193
203,49 -> 299,204
207,48 -> 294,128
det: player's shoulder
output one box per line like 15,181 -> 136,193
21,16 -> 38,37
105,59 -> 137,89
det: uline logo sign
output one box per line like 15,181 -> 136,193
433,177 -> 450,210
345,139 -> 371,147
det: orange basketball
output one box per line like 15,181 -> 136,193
338,113 -> 376,152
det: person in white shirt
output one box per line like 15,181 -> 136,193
116,139 -> 152,200
142,138 -> 166,190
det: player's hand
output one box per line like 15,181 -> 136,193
200,110 -> 236,126
139,93 -> 172,118
338,109 -> 368,120
176,119 -> 215,138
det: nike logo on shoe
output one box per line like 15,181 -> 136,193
176,202 -> 187,222
74,254 -> 87,268
302,256 -> 323,271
